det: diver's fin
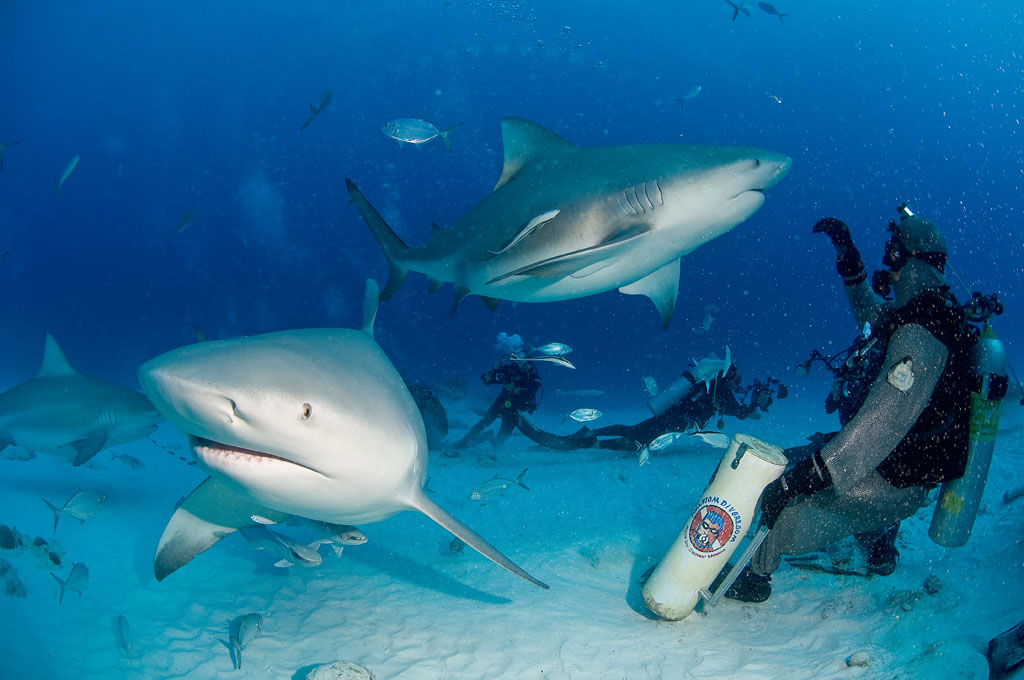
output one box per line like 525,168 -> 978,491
989,619 -> 1024,680
63,431 -> 109,466
517,415 -> 597,451
618,258 -> 680,329
486,225 -> 649,284
494,117 -> 575,191
345,179 -> 410,300
407,490 -> 548,589
154,477 -> 288,581
361,279 -> 380,338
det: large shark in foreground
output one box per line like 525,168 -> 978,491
347,117 -> 791,327
139,280 -> 547,589
0,335 -> 161,465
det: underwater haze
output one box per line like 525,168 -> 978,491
1,1 -> 1023,679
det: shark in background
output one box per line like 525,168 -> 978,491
0,335 -> 162,465
347,117 -> 791,328
139,280 -> 547,589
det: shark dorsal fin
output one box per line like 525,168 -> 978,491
494,117 -> 575,191
37,334 -> 77,378
361,279 -> 380,339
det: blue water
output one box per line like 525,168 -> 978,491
1,1 -> 1022,676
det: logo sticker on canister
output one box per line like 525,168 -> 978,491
685,502 -> 737,557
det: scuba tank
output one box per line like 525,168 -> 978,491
647,373 -> 697,417
929,303 -> 1009,547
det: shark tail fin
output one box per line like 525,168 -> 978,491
43,498 -> 62,532
723,345 -> 732,376
361,279 -> 380,338
439,122 -> 463,152
51,572 -> 67,604
345,179 -> 410,300
408,491 -> 548,589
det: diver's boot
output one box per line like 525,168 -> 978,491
711,565 -> 772,603
865,523 -> 900,576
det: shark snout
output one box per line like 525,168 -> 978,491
139,360 -> 240,435
757,153 -> 792,190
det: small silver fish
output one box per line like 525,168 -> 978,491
555,389 -> 605,397
510,353 -> 576,370
643,376 -> 659,396
638,447 -> 650,466
172,210 -> 197,236
287,517 -> 367,557
52,562 -> 89,604
110,452 -> 146,470
56,155 -> 80,198
470,468 -> 530,501
382,118 -> 464,151
532,342 -> 573,357
689,430 -> 731,449
111,614 -> 136,662
240,525 -> 323,568
230,613 -> 263,670
43,489 -> 106,532
300,89 -> 333,130
683,85 -> 702,100
647,431 -> 687,452
568,408 -> 601,423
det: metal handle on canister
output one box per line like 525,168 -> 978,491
642,434 -> 787,621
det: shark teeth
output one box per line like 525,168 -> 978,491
190,437 -> 320,474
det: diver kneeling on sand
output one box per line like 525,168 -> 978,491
450,333 -> 543,451
721,207 -> 1005,603
517,359 -> 784,453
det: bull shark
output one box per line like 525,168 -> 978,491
346,117 -> 791,327
139,280 -> 547,589
0,335 -> 161,465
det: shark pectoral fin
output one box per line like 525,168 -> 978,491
273,559 -> 294,568
408,491 -> 548,589
63,432 -> 109,466
154,477 -> 288,581
618,259 -> 680,329
486,225 -> 649,284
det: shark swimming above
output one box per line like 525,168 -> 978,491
0,335 -> 161,465
138,280 -> 547,589
346,117 -> 791,327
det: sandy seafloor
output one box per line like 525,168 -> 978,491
1,388 -> 1022,680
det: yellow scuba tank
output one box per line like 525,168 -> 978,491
929,325 -> 1009,547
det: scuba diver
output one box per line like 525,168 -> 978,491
451,333 -> 543,451
518,360 -> 785,452
723,207 -> 980,603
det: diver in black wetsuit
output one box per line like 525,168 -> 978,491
518,364 -> 782,452
451,350 -> 542,451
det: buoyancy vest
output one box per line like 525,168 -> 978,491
839,287 -> 972,488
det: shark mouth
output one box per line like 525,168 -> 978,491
190,436 -> 323,475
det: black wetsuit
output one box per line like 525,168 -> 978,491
454,358 -> 542,449
588,372 -> 761,451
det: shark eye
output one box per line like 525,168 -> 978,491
753,158 -> 761,167
301,403 -> 313,420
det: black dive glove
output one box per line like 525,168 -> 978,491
813,217 -> 866,284
759,450 -> 833,529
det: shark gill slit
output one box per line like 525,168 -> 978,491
617,197 -> 635,216
622,187 -> 638,214
641,182 -> 655,210
653,180 -> 665,206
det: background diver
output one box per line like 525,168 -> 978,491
518,360 -> 785,452
723,207 -> 984,603
450,333 -> 543,451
